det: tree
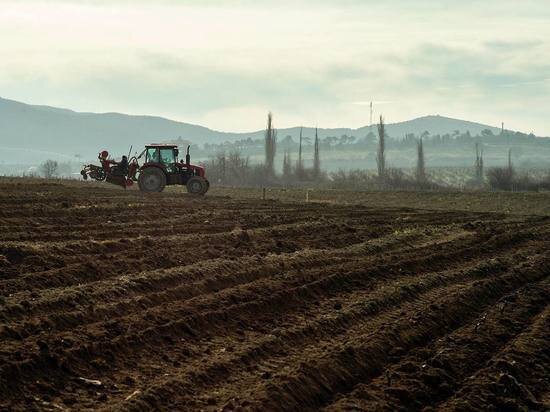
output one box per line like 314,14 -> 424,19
416,138 -> 426,183
313,127 -> 320,179
228,150 -> 249,184
282,150 -> 292,182
323,136 -> 338,146
296,126 -> 304,178
376,116 -> 386,179
281,135 -> 294,150
218,152 -> 227,183
487,167 -> 513,191
206,151 -> 250,185
338,135 -> 349,145
475,143 -> 484,183
264,112 -> 277,176
366,131 -> 377,143
486,148 -> 516,191
40,160 -> 58,178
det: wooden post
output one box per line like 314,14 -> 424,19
306,189 -> 310,203
262,187 -> 266,201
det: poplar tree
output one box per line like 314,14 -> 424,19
377,116 -> 386,179
264,112 -> 277,176
313,127 -> 320,179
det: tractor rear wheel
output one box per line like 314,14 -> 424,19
187,176 -> 208,195
138,167 -> 166,193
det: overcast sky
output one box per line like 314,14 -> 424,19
1,0 -> 549,134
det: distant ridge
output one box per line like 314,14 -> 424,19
0,96 -> 527,162
361,115 -> 502,138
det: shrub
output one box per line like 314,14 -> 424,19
487,167 -> 514,191
40,160 -> 58,178
487,167 -> 550,191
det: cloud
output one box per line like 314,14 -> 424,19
0,0 -> 549,134
485,39 -> 543,51
400,43 -> 550,92
351,101 -> 394,106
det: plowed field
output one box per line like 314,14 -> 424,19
1,179 -> 549,411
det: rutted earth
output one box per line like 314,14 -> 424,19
0,180 -> 548,411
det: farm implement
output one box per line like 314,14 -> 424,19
80,144 -> 209,194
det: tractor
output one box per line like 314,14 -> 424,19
81,144 -> 209,194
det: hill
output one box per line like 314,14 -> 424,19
358,115 -> 502,137
0,97 -> 246,162
0,96 -> 524,163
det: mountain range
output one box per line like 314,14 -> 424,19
0,96 -> 522,163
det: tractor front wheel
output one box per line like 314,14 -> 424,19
138,167 -> 166,193
187,176 -> 208,195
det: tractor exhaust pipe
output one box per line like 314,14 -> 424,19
186,145 -> 190,166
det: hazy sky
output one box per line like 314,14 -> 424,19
1,0 -> 549,134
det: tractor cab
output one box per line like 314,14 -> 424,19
142,144 -> 179,173
140,144 -> 204,175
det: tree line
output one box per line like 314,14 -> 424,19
190,126 -> 550,158
204,112 -> 550,192
205,112 -> 326,187
32,112 -> 550,192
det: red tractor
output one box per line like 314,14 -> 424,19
81,144 -> 209,194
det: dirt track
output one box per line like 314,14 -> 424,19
1,180 -> 549,411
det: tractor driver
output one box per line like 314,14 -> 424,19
113,155 -> 129,176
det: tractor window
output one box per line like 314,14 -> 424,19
146,148 -> 159,163
159,148 -> 177,173
159,148 -> 176,165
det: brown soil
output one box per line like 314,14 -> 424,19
0,179 -> 548,411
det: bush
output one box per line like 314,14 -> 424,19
487,167 -> 550,191
540,174 -> 550,190
330,168 -> 441,191
40,160 -> 58,178
487,167 -> 514,190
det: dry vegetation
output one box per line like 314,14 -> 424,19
1,178 -> 549,411
198,114 -> 550,193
